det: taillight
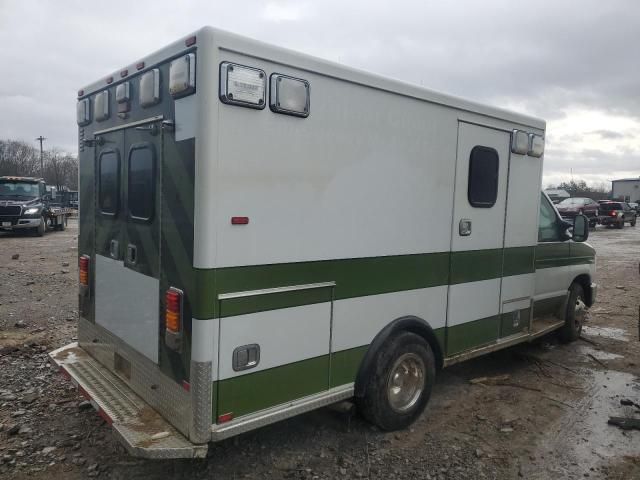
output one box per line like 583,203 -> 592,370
610,210 -> 617,217
165,288 -> 183,334
79,255 -> 90,286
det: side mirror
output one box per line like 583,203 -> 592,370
42,194 -> 51,201
573,214 -> 589,242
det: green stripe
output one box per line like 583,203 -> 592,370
503,246 -> 535,277
535,242 -> 595,269
220,285 -> 332,317
330,345 -> 368,388
216,355 -> 329,418
450,249 -> 502,284
190,243 -> 592,319
193,246 -> 542,319
446,315 -> 501,355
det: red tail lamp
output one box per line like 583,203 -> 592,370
165,288 -> 183,334
79,255 -> 90,286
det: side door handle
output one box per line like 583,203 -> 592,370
110,239 -> 119,259
459,219 -> 472,236
126,244 -> 137,265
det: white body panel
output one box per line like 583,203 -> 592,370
95,255 -> 159,363
447,279 -> 502,327
534,263 -> 569,300
331,287 -> 448,352
217,302 -> 331,380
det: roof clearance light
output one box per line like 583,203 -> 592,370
528,134 -> 545,157
136,61 -> 145,71
139,68 -> 160,107
95,90 -> 110,122
169,53 -> 196,98
76,98 -> 91,126
219,62 -> 266,109
269,74 -> 310,117
511,130 -> 529,155
185,35 -> 196,47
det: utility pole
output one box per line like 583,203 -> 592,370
35,136 -> 46,178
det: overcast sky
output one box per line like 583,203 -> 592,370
1,0 -> 638,187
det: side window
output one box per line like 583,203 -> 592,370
99,150 -> 120,215
127,144 -> 155,221
538,193 -> 561,242
468,146 -> 499,208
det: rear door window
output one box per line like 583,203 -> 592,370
468,146 -> 499,208
127,144 -> 155,221
600,203 -> 622,211
99,150 -> 120,215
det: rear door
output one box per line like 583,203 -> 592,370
446,122 -> 510,355
94,119 -> 163,363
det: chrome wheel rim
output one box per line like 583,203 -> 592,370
574,296 -> 587,330
386,353 -> 425,413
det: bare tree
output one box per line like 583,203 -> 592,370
0,139 -> 78,190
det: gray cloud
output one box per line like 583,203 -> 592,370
0,0 -> 638,185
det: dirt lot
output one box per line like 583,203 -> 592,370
1,219 -> 639,479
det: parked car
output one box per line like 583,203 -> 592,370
598,201 -> 636,228
555,197 -> 599,227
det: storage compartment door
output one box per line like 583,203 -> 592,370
215,284 -> 333,421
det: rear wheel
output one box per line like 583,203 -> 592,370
558,283 -> 587,343
358,332 -> 435,431
631,217 -> 636,227
616,219 -> 624,229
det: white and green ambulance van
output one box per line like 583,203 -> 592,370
51,27 -> 596,458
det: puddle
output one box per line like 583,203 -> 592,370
582,325 -> 629,342
525,370 -> 640,478
578,345 -> 624,361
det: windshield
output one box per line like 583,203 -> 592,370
0,181 -> 40,199
600,203 -> 622,211
558,198 -> 585,206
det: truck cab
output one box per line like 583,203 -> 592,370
0,176 -> 68,236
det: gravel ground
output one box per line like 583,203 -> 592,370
0,219 -> 639,479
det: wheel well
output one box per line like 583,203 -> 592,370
354,316 -> 444,398
572,274 -> 593,306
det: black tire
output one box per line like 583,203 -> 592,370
36,216 -> 45,237
631,217 -> 636,227
558,283 -> 587,343
616,220 -> 624,229
357,332 -> 435,431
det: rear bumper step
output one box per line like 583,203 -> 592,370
49,342 -> 207,459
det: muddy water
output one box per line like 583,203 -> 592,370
523,370 -> 640,479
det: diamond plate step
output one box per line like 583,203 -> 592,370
50,342 -> 207,459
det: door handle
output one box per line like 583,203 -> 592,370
109,239 -> 119,259
459,219 -> 472,236
126,244 -> 137,264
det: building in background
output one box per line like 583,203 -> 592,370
612,177 -> 640,203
